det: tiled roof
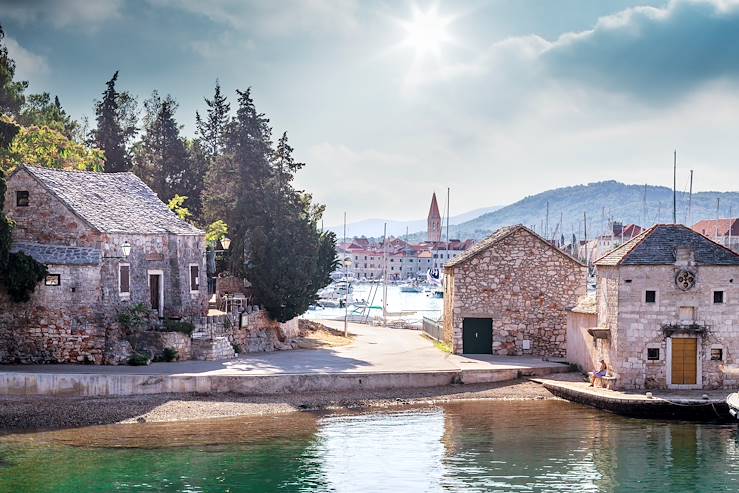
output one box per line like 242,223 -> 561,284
22,166 -> 203,235
11,242 -> 101,265
445,224 -> 583,269
595,224 -> 739,266
691,218 -> 739,237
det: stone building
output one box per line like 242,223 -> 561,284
0,165 -> 207,364
579,224 -> 739,390
443,225 -> 587,356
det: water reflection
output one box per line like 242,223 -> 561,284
1,401 -> 739,492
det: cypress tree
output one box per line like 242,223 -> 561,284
93,71 -> 137,173
0,25 -> 27,116
195,80 -> 230,159
133,92 -> 190,202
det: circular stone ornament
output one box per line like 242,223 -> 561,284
675,269 -> 696,291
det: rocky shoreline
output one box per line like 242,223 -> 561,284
0,379 -> 555,433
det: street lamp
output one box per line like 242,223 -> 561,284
121,241 -> 132,258
221,237 -> 231,250
343,256 -> 353,337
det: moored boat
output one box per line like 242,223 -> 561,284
726,393 -> 739,418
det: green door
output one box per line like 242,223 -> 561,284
462,318 -> 493,354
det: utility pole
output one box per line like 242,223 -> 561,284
672,150 -> 677,224
545,200 -> 549,238
642,184 -> 648,227
716,198 -> 721,242
583,212 -> 588,266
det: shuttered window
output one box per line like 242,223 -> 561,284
119,264 -> 130,295
190,265 -> 199,291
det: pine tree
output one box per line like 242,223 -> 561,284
195,80 -> 230,159
93,71 -> 137,173
133,92 -> 190,203
0,25 -> 27,116
18,93 -> 79,139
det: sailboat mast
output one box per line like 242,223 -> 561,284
382,222 -> 388,326
672,150 -> 677,224
687,170 -> 693,226
446,187 -> 450,250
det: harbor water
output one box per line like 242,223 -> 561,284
305,283 -> 444,323
2,400 -> 739,492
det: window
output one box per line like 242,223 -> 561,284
647,348 -> 660,361
119,264 -> 130,296
16,191 -> 29,207
44,274 -> 60,286
711,348 -> 723,361
190,264 -> 200,291
645,290 -> 656,303
714,291 -> 725,304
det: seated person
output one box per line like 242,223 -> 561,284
589,360 -> 608,387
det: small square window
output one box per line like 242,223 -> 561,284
44,274 -> 60,286
647,348 -> 660,361
711,348 -> 723,361
16,191 -> 29,207
645,290 -> 657,303
714,291 -> 724,304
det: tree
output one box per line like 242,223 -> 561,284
18,93 -> 79,139
195,80 -> 230,159
133,92 -> 188,199
0,25 -> 27,116
93,71 -> 137,173
0,116 -> 104,173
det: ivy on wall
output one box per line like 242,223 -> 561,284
0,119 -> 48,303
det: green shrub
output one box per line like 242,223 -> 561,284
163,320 -> 195,335
128,352 -> 151,366
161,347 -> 178,362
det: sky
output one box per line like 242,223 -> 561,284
3,0 -> 739,227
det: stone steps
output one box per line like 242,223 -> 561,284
191,336 -> 235,361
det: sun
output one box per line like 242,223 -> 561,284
400,6 -> 453,60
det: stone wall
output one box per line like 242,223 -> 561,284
601,264 -> 739,390
139,331 -> 192,361
221,311 -> 298,353
444,228 -> 587,356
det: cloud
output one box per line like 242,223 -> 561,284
149,0 -> 360,37
3,36 -> 49,79
0,0 -> 122,29
541,0 -> 739,99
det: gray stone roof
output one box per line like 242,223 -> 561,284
11,242 -> 101,265
445,224 -> 584,269
23,166 -> 203,235
595,224 -> 739,266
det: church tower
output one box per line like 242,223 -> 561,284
427,192 -> 442,242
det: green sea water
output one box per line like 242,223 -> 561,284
1,400 -> 738,492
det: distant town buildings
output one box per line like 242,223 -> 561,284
692,218 -> 739,253
337,193 -> 475,280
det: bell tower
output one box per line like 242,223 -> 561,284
427,192 -> 441,242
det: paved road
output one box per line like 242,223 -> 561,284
0,321 -> 567,376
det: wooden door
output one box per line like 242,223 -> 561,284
462,318 -> 493,354
671,338 -> 697,385
149,274 -> 160,310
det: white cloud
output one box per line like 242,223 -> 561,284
0,0 -> 122,29
4,36 -> 49,79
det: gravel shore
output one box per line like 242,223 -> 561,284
0,378 -> 556,433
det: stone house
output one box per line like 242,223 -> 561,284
443,225 -> 587,356
575,224 -> 739,390
0,165 -> 208,364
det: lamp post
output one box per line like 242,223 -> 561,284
207,237 -> 231,295
343,256 -> 352,337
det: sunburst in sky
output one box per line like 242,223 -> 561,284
398,5 -> 454,61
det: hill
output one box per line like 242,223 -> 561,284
454,181 -> 739,241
